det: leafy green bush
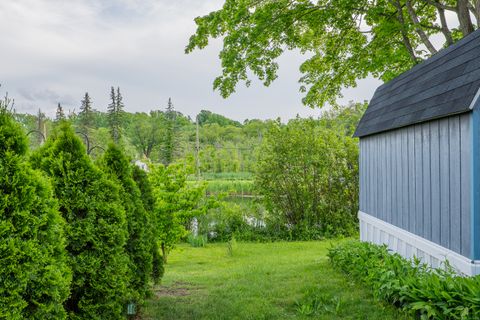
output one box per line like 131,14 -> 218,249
256,115 -> 360,239
198,200 -> 274,242
197,198 -> 328,242
31,124 -> 130,319
100,144 -> 154,301
0,109 -> 71,319
328,241 -> 480,319
149,161 -> 215,262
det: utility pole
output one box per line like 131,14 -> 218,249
195,114 -> 201,180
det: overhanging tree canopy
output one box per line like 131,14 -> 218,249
187,0 -> 479,107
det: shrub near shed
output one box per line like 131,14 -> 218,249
328,241 -> 480,319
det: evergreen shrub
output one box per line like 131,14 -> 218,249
0,109 -> 71,319
132,165 -> 164,284
31,124 -> 129,319
100,145 -> 154,299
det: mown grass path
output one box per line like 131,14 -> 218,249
142,241 -> 410,320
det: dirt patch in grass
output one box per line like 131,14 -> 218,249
154,281 -> 200,298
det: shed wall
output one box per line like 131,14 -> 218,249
359,113 -> 472,258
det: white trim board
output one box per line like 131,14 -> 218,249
358,211 -> 480,276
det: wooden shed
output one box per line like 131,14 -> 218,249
354,30 -> 480,276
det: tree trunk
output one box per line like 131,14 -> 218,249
390,0 -> 418,62
436,4 -> 453,46
406,0 -> 437,54
457,0 -> 474,36
473,0 -> 480,26
161,243 -> 168,264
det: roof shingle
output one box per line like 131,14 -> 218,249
354,30 -> 480,137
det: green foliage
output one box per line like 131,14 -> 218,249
132,165 -> 164,284
99,145 -> 154,301
200,179 -> 255,196
56,103 -> 66,122
187,234 -> 208,248
197,110 -> 241,127
295,290 -> 342,316
319,102 -> 368,136
0,109 -> 71,319
328,241 -> 480,319
256,105 -> 362,239
187,0 -> 463,107
151,242 -> 165,285
198,199 -> 272,242
149,161 -> 214,261
128,111 -> 166,159
79,92 -> 94,132
31,123 -> 130,319
16,105 -> 269,175
108,87 -> 125,144
192,171 -> 254,181
0,113 -> 28,156
162,98 -> 178,165
226,234 -> 237,256
132,165 -> 155,212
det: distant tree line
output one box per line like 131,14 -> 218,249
197,102 -> 367,241
14,90 -> 272,174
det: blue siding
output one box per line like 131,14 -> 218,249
422,124 -> 432,240
360,114 -> 473,258
472,108 -> 480,260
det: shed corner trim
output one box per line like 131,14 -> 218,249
359,211 -> 480,276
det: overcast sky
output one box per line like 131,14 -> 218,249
0,0 -> 381,121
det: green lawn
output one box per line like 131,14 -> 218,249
142,241 -> 410,320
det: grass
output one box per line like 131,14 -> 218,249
187,179 -> 255,196
206,180 -> 255,195
188,172 -> 254,181
186,171 -> 255,196
142,241 -> 410,320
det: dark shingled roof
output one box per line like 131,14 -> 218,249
354,29 -> 480,137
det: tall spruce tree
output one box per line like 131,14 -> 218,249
107,87 -> 124,144
100,145 -> 154,300
31,124 -> 129,319
0,107 -> 71,319
79,92 -> 93,133
132,165 -> 164,284
163,98 -> 176,165
56,103 -> 65,122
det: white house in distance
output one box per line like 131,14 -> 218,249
354,29 -> 480,276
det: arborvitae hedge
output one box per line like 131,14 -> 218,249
31,124 -> 129,319
0,110 -> 71,319
132,165 -> 164,284
100,145 -> 153,299
132,165 -> 155,213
